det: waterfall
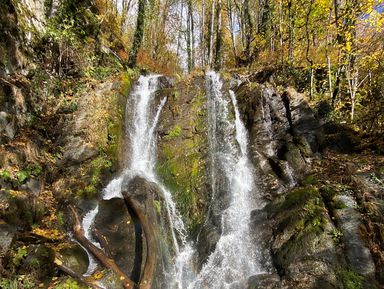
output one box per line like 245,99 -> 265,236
173,71 -> 265,289
185,71 -> 263,288
81,75 -> 187,278
81,72 -> 266,288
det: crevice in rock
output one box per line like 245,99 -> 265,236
126,203 -> 143,284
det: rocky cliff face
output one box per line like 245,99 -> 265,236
0,1 -> 136,287
153,72 -> 383,289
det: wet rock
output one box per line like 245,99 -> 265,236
195,222 -> 221,270
250,209 -> 275,273
247,273 -> 280,289
284,141 -> 308,177
234,82 -> 318,193
157,76 -> 175,89
94,198 -> 136,276
0,223 -> 15,258
56,243 -> 89,275
333,194 -> 376,277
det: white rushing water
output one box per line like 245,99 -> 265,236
173,71 -> 264,289
189,72 -> 262,288
81,72 -> 265,288
81,74 -> 187,277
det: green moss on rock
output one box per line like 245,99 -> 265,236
156,79 -> 208,231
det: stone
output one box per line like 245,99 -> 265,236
157,76 -> 175,89
94,198 -> 136,276
0,223 -> 15,258
0,111 -> 16,139
59,137 -> 98,166
247,273 -> 280,289
56,243 -> 89,275
19,244 -> 55,278
20,178 -> 43,195
334,194 -> 376,277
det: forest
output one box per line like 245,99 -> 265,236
0,0 -> 384,288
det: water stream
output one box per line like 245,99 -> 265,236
81,72 -> 266,288
81,74 -> 187,278
182,72 -> 264,288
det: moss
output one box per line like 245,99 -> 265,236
337,268 -> 364,289
156,86 -> 208,231
153,200 -> 161,214
165,125 -> 182,139
273,185 -> 330,268
301,174 -> 316,185
0,170 -> 11,181
277,186 -> 319,212
120,69 -> 138,96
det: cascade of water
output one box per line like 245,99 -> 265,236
179,72 -> 264,289
80,72 -> 266,288
81,75 -> 187,277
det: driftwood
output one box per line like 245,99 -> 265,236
69,206 -> 136,289
68,177 -> 161,289
93,229 -> 113,259
122,188 -> 159,289
54,256 -> 102,289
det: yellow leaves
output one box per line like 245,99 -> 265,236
54,258 -> 63,266
32,227 -> 65,240
364,9 -> 384,31
93,271 -> 104,280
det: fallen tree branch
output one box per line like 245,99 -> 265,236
93,229 -> 113,259
69,205 -> 136,289
54,256 -> 102,289
122,179 -> 159,289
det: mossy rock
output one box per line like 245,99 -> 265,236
1,190 -> 47,229
270,185 -> 340,280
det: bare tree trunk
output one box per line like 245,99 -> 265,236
244,0 -> 253,63
208,0 -> 216,67
305,0 -> 314,99
190,0 -> 195,69
176,0 -> 185,58
287,0 -> 294,64
187,0 -> 192,72
122,180 -> 160,289
227,0 -> 237,62
201,0 -> 206,67
128,0 -> 146,67
214,0 -> 222,70
326,8 -> 333,100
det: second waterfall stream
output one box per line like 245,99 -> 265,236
81,72 -> 266,288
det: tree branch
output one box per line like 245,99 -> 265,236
69,206 -> 136,289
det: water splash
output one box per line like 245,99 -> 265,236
81,206 -> 100,276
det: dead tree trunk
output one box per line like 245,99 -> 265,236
128,0 -> 146,68
121,177 -> 160,289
